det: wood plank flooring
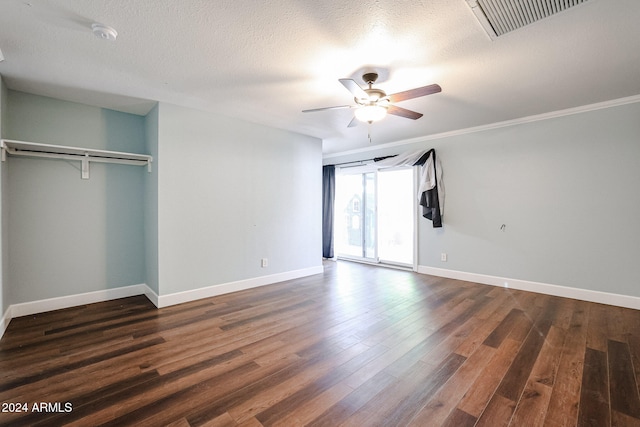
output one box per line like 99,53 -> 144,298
2,260 -> 640,426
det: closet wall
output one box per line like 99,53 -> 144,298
0,90 -> 323,319
3,91 -> 147,304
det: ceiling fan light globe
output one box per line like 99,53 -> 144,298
355,105 -> 387,123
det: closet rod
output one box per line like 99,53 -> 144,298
1,139 -> 153,179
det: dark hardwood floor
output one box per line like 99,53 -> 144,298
2,260 -> 640,426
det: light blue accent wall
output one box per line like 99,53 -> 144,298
325,101 -> 640,297
4,91 -> 147,303
156,103 -> 323,295
144,105 -> 159,294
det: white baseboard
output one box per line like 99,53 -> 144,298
8,284 -> 153,319
142,286 -> 159,308
1,305 -> 12,340
0,284 -> 153,340
0,265 -> 325,340
157,265 -> 324,308
418,265 -> 640,310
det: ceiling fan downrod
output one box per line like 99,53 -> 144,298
362,72 -> 379,87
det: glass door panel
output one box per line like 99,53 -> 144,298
335,173 -> 366,258
377,168 -> 414,265
363,172 -> 376,259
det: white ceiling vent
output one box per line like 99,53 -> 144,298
466,0 -> 590,39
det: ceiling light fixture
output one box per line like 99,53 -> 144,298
91,23 -> 118,41
354,104 -> 387,123
303,71 -> 440,126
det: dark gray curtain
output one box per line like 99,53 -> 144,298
322,165 -> 335,258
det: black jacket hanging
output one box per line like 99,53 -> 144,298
414,149 -> 442,227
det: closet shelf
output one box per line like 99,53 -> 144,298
1,139 -> 153,179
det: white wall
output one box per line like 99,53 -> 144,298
419,102 -> 640,296
325,100 -> 640,299
3,91 -> 147,304
156,103 -> 323,295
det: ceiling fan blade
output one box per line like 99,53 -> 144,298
388,84 -> 441,103
347,116 -> 358,128
302,105 -> 354,113
387,105 -> 423,120
339,79 -> 368,99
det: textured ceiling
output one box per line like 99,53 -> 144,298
0,0 -> 639,154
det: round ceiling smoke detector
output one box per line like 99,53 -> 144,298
91,23 -> 118,41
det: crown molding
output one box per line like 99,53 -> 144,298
323,94 -> 640,159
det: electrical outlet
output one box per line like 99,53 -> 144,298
441,253 -> 448,262
261,258 -> 268,268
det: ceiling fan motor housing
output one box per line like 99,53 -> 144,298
356,73 -> 389,106
362,72 -> 379,85
357,88 -> 387,105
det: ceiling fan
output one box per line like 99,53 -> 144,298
303,72 -> 441,127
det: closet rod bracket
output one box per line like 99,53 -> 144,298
82,153 -> 90,180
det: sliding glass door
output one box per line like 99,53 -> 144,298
334,167 -> 414,267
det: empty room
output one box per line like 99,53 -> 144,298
1,1 -> 640,426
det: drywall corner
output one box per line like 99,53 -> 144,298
144,104 -> 159,295
0,75 -> 8,334
0,305 -> 11,340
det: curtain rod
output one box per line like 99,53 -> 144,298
325,155 -> 396,168
325,149 -> 433,169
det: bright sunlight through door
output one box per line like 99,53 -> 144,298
335,167 -> 414,266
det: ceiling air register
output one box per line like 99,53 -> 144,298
466,0 -> 591,39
